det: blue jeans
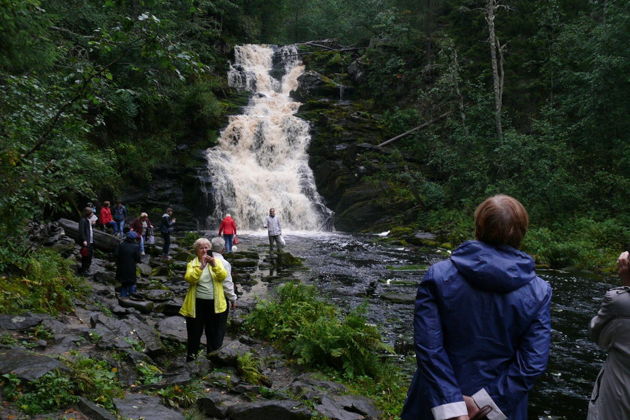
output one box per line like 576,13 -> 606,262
162,232 -> 171,256
139,235 -> 145,254
223,234 -> 234,252
120,283 -> 136,297
114,220 -> 125,234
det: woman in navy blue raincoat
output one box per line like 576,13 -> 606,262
402,195 -> 552,420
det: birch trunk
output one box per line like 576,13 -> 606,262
486,0 -> 504,141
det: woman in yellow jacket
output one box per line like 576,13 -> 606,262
180,237 -> 228,361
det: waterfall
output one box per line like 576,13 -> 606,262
205,44 -> 333,231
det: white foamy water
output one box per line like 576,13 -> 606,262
205,44 -> 332,231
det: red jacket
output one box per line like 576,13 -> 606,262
100,207 -> 113,225
218,216 -> 237,235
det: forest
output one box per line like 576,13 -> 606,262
0,1 -> 628,418
1,0 -> 628,274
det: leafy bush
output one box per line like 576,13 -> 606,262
67,356 -> 123,410
1,371 -> 77,415
244,282 -> 391,378
0,249 -> 89,315
237,352 -> 266,385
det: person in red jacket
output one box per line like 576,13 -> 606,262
218,214 -> 237,252
99,201 -> 116,233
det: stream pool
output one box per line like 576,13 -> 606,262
233,231 -> 613,419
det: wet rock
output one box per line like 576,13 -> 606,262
208,340 -> 252,367
207,368 -> 240,388
138,263 -> 152,276
46,334 -> 85,354
114,393 -> 184,420
315,394 -> 380,420
0,348 -> 69,381
118,297 -> 154,314
158,300 -> 183,316
141,289 -> 174,302
289,373 -> 348,400
0,314 -> 43,331
197,391 -> 241,418
77,396 -> 116,420
90,313 -> 162,353
293,70 -> 341,102
158,315 -> 187,343
229,258 -> 259,268
381,293 -> 415,304
93,270 -> 117,285
227,399 -> 311,420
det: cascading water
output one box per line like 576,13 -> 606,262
205,44 -> 333,231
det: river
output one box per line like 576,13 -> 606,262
231,231 -> 613,420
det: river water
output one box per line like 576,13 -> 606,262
232,231 -> 613,420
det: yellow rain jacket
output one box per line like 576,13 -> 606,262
179,256 -> 228,318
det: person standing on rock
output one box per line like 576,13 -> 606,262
401,194 -> 552,420
211,236 -> 237,343
587,250 -> 630,420
112,201 -> 128,238
115,231 -> 142,298
263,208 -> 283,253
218,213 -> 237,253
180,237 -> 228,361
159,207 -> 176,259
78,207 -> 95,276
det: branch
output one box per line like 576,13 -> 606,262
376,112 -> 451,148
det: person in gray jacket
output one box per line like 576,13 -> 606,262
263,208 -> 283,253
587,250 -> 630,420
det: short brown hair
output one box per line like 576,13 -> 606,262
474,194 -> 529,248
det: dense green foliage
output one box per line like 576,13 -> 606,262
244,282 -> 392,378
0,355 -> 123,414
1,0 -> 628,274
0,249 -> 89,315
286,0 -> 629,270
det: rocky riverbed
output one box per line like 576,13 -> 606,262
0,224 -> 380,420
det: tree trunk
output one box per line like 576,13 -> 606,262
486,0 -> 504,141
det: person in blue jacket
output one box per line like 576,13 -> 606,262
402,194 -> 552,420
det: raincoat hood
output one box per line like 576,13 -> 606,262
450,240 -> 536,293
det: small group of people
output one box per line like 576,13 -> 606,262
217,207 -> 284,256
77,204 -> 177,276
401,194 -> 630,420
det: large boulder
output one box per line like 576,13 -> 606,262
0,349 -> 69,381
58,218 -> 120,251
114,393 -> 184,420
293,71 -> 342,102
226,400 -> 311,420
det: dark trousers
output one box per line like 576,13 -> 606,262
185,298 -> 229,360
79,244 -> 93,275
162,232 -> 171,256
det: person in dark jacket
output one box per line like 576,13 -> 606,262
159,207 -> 176,259
115,231 -> 141,298
78,207 -> 95,276
401,195 -> 552,420
112,201 -> 128,238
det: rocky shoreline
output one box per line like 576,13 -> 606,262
0,223 -> 379,420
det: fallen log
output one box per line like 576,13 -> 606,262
376,111 -> 451,148
57,218 -> 120,252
